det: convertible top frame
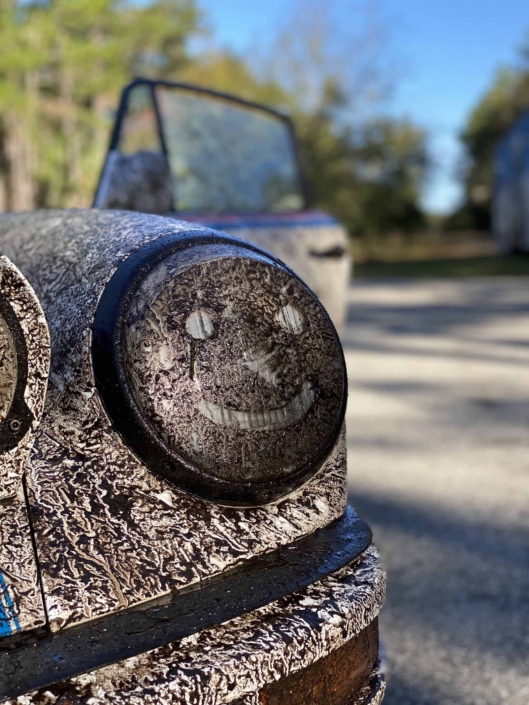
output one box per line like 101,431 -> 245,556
94,77 -> 310,212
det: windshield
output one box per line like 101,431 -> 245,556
109,82 -> 306,214
155,86 -> 304,213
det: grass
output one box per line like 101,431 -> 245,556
350,230 -> 497,265
354,255 -> 529,279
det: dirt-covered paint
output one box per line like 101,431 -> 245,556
0,256 -> 50,500
0,210 -> 349,632
8,546 -> 385,705
0,256 -> 49,637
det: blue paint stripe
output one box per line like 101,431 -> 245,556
0,570 -> 19,637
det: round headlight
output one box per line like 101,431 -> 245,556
92,231 -> 346,505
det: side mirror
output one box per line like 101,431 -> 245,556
97,150 -> 175,214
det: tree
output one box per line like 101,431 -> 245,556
0,0 -> 202,210
0,0 -> 430,237
347,119 -> 430,235
453,38 -> 529,229
178,2 -> 430,239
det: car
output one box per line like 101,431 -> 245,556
93,78 -> 351,331
492,111 -> 529,254
0,210 -> 384,705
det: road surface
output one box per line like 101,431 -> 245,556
344,277 -> 529,705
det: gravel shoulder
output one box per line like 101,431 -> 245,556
344,277 -> 529,705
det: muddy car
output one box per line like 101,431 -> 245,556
93,78 -> 351,331
0,209 -> 384,704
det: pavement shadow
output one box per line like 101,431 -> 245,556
349,489 -> 529,704
342,279 -> 529,367
346,278 -> 529,334
343,279 -> 529,703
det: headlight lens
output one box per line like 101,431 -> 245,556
93,233 -> 346,505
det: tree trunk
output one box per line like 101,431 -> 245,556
0,175 -> 8,213
4,110 -> 35,212
59,67 -> 83,208
4,69 -> 40,213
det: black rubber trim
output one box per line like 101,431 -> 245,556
309,245 -> 346,259
0,507 -> 371,702
91,228 -> 347,506
0,292 -> 33,451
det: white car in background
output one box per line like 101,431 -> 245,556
493,111 -> 529,254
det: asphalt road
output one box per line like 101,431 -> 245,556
344,277 -> 529,705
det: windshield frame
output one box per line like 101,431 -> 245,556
97,77 -> 309,213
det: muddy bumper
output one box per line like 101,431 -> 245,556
2,510 -> 385,705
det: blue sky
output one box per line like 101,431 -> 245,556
196,0 -> 529,214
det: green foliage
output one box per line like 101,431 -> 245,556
180,51 -> 287,107
356,255 -> 529,279
455,41 -> 529,229
300,115 -> 429,236
0,0 -> 430,238
181,54 -> 430,238
0,0 -> 202,209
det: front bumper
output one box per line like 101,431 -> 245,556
3,509 -> 385,704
